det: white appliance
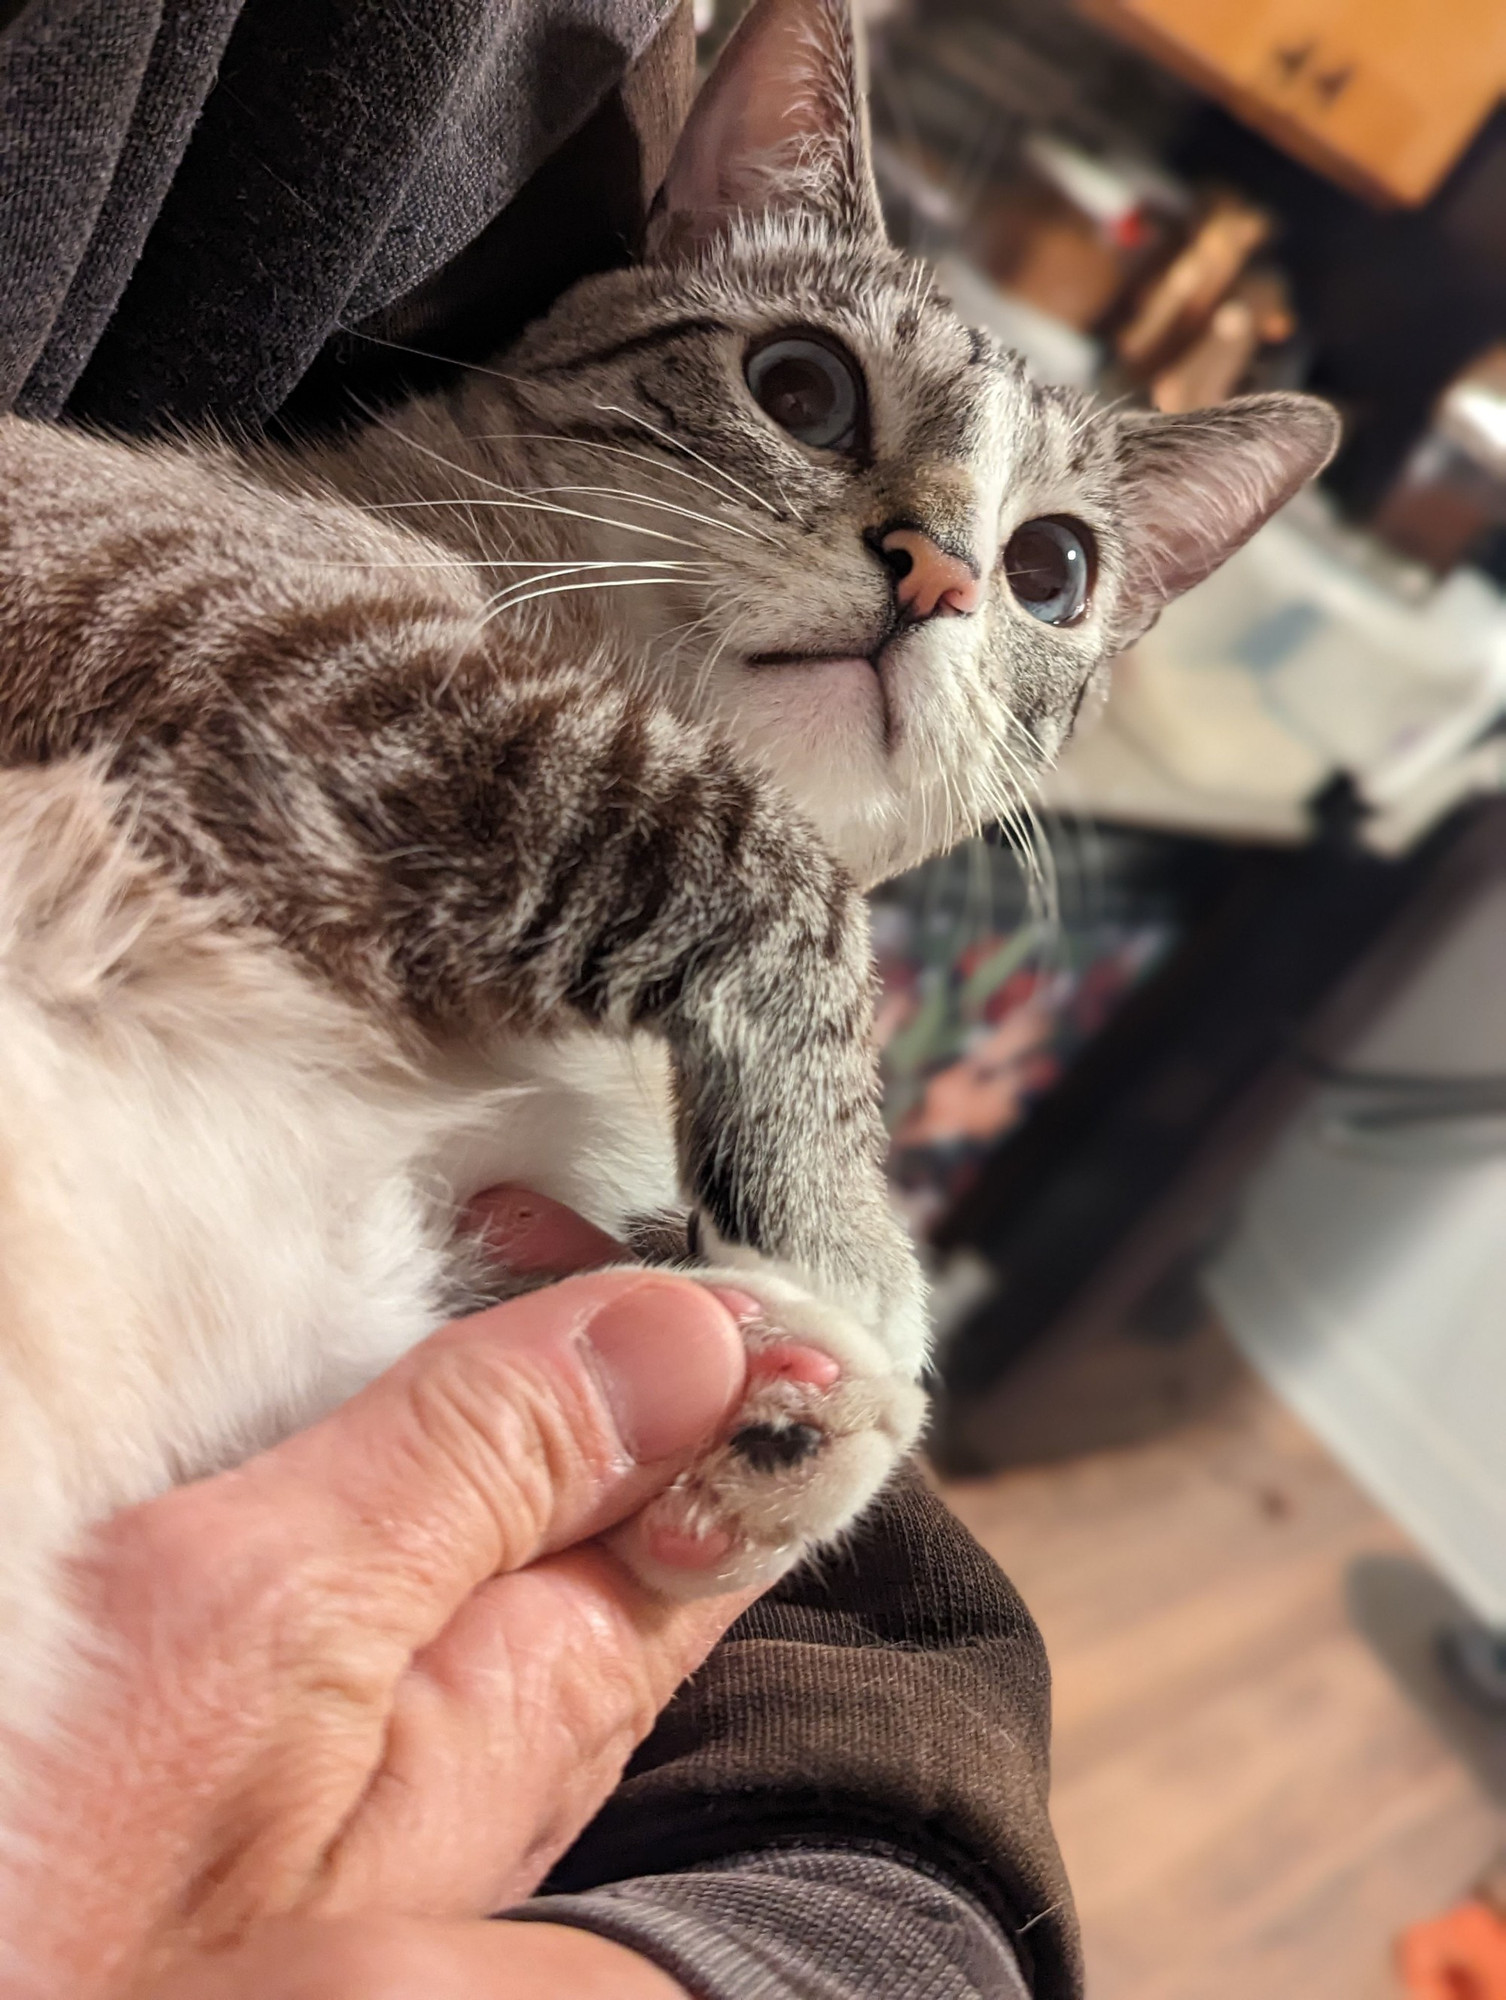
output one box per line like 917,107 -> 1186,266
1209,876 -> 1506,1625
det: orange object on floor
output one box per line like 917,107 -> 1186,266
1398,1900 -> 1506,2000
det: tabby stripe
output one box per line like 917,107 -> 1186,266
537,319 -> 737,374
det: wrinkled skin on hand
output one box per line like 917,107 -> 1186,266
2,1192 -> 754,2000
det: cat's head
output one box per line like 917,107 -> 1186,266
489,0 -> 1339,886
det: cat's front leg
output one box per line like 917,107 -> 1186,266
430,688 -> 932,1590
486,705 -> 932,1589
640,1009 -> 929,1589
577,742 -> 932,1591
500,807 -> 930,1592
145,671 -> 929,1590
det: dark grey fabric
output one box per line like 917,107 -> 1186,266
0,0 -> 171,406
550,1465 -> 1082,1999
520,1848 -> 1034,2000
1,0 -> 673,431
1,0 -> 246,415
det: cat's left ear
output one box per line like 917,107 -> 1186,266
645,0 -> 883,255
1110,393 -> 1341,646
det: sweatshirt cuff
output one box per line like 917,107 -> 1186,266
507,1844 -> 1032,2000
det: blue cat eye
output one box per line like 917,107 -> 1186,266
744,332 -> 864,453
1003,517 -> 1093,626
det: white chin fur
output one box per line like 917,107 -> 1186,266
700,621 -> 996,887
737,657 -> 885,765
724,665 -> 908,881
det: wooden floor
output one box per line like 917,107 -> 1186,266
938,1343 -> 1506,2000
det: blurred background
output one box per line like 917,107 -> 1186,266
700,0 -> 1506,1992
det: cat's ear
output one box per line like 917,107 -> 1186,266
1110,393 -> 1341,646
645,0 -> 883,255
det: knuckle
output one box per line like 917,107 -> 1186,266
400,1339 -> 605,1568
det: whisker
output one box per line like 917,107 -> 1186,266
480,573 -> 698,622
331,323 -> 524,387
963,695 -> 1059,929
359,415 -> 707,550
329,331 -> 794,528
314,553 -> 709,572
987,737 -> 1059,929
358,496 -> 712,544
689,623 -> 736,715
460,430 -> 784,526
328,338 -> 792,535
593,402 -> 790,523
528,483 -> 775,545
477,556 -> 711,628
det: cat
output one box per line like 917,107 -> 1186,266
0,0 -> 1337,1792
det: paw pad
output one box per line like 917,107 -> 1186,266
730,1419 -> 825,1471
746,1340 -> 841,1390
605,1261 -> 927,1599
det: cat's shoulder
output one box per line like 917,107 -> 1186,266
0,413 -> 482,608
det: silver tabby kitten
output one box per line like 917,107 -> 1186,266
0,0 -> 1336,1795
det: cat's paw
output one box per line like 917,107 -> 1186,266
691,1210 -> 931,1377
605,1266 -> 927,1597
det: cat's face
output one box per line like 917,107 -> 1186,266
483,0 -> 1337,887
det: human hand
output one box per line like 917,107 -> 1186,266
156,1909 -> 696,1999
3,1201 -> 757,1999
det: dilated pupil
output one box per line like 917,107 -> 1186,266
759,357 -> 833,430
1008,527 -> 1073,602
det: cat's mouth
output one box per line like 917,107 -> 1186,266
746,651 -> 879,673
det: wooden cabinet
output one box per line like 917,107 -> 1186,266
1078,0 -> 1506,205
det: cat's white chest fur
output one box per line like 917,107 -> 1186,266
0,764 -> 678,1544
0,761 -> 698,1772
427,1031 -> 680,1241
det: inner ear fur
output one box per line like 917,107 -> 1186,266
645,0 -> 883,255
1111,392 -> 1341,647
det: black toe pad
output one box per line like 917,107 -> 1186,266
730,1421 -> 824,1471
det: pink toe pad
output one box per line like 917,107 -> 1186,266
646,1523 -> 735,1571
747,1342 -> 841,1390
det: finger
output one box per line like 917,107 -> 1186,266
464,1186 -> 626,1274
157,1913 -> 691,2000
83,1272 -> 749,1763
313,1548 -> 759,1914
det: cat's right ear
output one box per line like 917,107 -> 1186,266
645,0 -> 884,256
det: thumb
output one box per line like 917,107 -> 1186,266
235,1271 -> 751,1648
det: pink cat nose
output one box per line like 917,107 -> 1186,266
879,527 -> 983,621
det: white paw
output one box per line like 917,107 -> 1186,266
606,1265 -> 927,1598
691,1214 -> 931,1376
